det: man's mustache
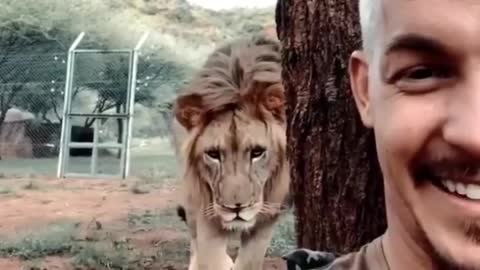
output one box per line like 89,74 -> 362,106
413,151 -> 480,181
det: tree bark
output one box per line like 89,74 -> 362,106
275,0 -> 387,253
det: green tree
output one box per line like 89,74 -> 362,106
79,53 -> 186,150
0,20 -> 67,128
13,53 -> 67,123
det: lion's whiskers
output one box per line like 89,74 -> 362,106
260,202 -> 284,217
202,204 -> 217,219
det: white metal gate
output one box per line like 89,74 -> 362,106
57,32 -> 149,179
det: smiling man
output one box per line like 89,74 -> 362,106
284,0 -> 480,269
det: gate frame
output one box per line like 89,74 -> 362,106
56,32 -> 149,179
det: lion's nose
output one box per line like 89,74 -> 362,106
222,204 -> 247,214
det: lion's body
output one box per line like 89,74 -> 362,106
172,34 -> 291,270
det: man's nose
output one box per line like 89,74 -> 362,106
443,77 -> 480,156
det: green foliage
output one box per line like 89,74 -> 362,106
268,211 -> 297,257
8,54 -> 67,122
165,6 -> 196,24
0,24 -> 66,125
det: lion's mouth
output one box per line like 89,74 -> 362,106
214,203 -> 261,224
233,215 -> 246,221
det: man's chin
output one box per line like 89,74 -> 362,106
416,182 -> 480,269
428,233 -> 480,270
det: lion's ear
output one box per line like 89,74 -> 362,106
260,83 -> 286,122
174,93 -> 204,130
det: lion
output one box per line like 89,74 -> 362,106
171,33 -> 291,270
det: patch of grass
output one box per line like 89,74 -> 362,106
0,154 -> 178,180
0,221 -> 78,260
267,211 -> 297,257
136,167 -> 173,183
72,236 -> 189,270
72,241 -> 141,270
126,207 -> 295,257
21,259 -> 46,270
22,181 -> 41,190
0,186 -> 13,195
155,238 -> 190,265
127,207 -> 187,232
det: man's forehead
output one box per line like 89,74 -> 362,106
379,0 -> 480,57
382,0 -> 480,16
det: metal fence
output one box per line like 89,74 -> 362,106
0,53 -> 66,174
0,48 -> 180,180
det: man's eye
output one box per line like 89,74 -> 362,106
405,67 -> 435,80
401,66 -> 450,81
394,65 -> 453,93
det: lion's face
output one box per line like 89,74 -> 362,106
193,109 -> 284,230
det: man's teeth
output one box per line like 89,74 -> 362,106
441,180 -> 480,200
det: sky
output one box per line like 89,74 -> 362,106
187,0 -> 277,10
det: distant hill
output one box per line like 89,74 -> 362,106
1,0 -> 275,65
92,0 -> 276,67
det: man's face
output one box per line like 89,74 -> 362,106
350,0 -> 480,269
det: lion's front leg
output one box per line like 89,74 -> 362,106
195,216 -> 233,270
190,237 -> 232,270
188,238 -> 198,270
233,223 -> 276,270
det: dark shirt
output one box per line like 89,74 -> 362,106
324,236 -> 389,270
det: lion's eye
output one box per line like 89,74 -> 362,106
205,149 -> 221,160
250,146 -> 266,159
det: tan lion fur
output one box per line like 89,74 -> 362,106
172,33 -> 291,270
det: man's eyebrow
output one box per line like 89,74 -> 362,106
384,33 -> 450,56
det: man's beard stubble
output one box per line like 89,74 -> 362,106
412,143 -> 480,270
427,221 -> 480,270
464,222 -> 480,245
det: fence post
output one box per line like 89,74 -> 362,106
123,31 -> 149,179
56,32 -> 85,179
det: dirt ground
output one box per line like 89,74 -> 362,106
0,177 -> 287,270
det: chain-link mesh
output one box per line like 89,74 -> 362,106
0,51 -> 182,179
0,53 -> 66,176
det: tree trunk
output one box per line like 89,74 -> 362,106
275,0 -> 387,253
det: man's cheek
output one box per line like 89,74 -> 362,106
376,99 -> 436,151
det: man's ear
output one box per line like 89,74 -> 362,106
174,93 -> 204,130
349,50 -> 373,128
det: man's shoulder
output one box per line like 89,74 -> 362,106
323,236 -> 387,270
322,249 -> 367,270
283,236 -> 388,270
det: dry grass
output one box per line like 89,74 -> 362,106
0,177 -> 295,270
